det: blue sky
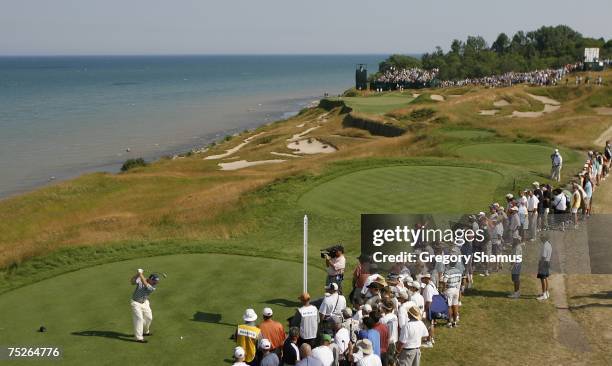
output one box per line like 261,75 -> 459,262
1,0 -> 611,55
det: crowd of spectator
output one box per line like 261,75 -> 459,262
373,62 -> 587,90
230,141 -> 612,366
375,68 -> 440,88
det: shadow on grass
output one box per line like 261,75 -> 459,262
71,330 -> 135,342
192,311 -> 235,327
262,298 -> 301,307
569,303 -> 612,310
571,291 -> 612,300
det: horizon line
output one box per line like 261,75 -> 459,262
0,52 -> 425,58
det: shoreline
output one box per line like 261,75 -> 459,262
0,95 -> 323,201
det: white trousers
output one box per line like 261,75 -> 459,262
131,299 -> 153,340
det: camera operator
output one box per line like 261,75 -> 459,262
323,245 -> 346,294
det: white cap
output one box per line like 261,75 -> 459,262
478,211 -> 486,217
398,289 -> 409,300
260,339 -> 272,350
411,280 -> 421,289
362,304 -> 373,313
243,308 -> 257,322
262,307 -> 273,317
234,346 -> 246,359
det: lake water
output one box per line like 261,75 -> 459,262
0,55 -> 384,198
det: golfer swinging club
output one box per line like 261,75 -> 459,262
130,269 -> 160,343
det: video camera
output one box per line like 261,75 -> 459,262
320,244 -> 344,259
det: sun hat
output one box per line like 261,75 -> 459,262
234,346 -> 246,359
298,292 -> 311,302
398,289 -> 409,300
262,307 -> 273,317
342,308 -> 353,318
259,339 -> 272,350
410,280 -> 421,289
506,193 -> 514,200
356,339 -> 374,355
243,308 -> 257,322
362,304 -> 373,314
421,273 -> 431,279
407,305 -> 422,320
532,181 -> 540,187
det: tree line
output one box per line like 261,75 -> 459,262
377,25 -> 612,81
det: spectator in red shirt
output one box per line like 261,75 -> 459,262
370,310 -> 389,365
351,254 -> 371,305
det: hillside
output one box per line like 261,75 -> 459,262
0,69 -> 610,365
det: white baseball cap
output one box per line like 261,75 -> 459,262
362,304 -> 373,313
259,339 -> 272,350
262,307 -> 273,317
243,308 -> 257,322
234,346 -> 246,359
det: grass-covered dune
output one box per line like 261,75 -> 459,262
0,69 -> 611,364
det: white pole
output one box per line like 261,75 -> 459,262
303,214 -> 308,293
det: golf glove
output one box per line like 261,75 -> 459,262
137,268 -> 144,274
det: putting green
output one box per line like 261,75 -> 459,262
338,94 -> 414,115
299,165 -> 503,218
0,254 -> 325,365
454,143 -> 581,174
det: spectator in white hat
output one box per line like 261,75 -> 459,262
397,305 -> 429,366
259,339 -> 279,366
551,148 -> 563,182
234,309 -> 262,364
259,307 -> 285,354
408,281 -> 425,317
349,339 -> 382,366
319,282 -> 347,323
233,346 -> 249,366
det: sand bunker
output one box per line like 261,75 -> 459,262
493,100 -> 510,107
218,159 -> 285,171
412,93 -> 421,98
595,107 -> 612,116
287,139 -> 337,155
512,111 -> 544,118
511,94 -> 561,118
271,151 -> 301,158
479,110 -> 499,115
430,94 -> 445,101
526,93 -> 560,106
204,132 -> 265,160
296,123 -> 305,128
287,126 -> 320,142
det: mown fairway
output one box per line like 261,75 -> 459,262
338,93 -> 414,114
299,165 -> 503,218
0,254 -> 326,365
454,143 -> 583,176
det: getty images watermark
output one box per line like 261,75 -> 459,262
361,214 -> 522,265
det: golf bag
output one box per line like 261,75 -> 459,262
428,294 -> 449,321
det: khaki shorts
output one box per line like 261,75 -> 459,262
446,287 -> 460,306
